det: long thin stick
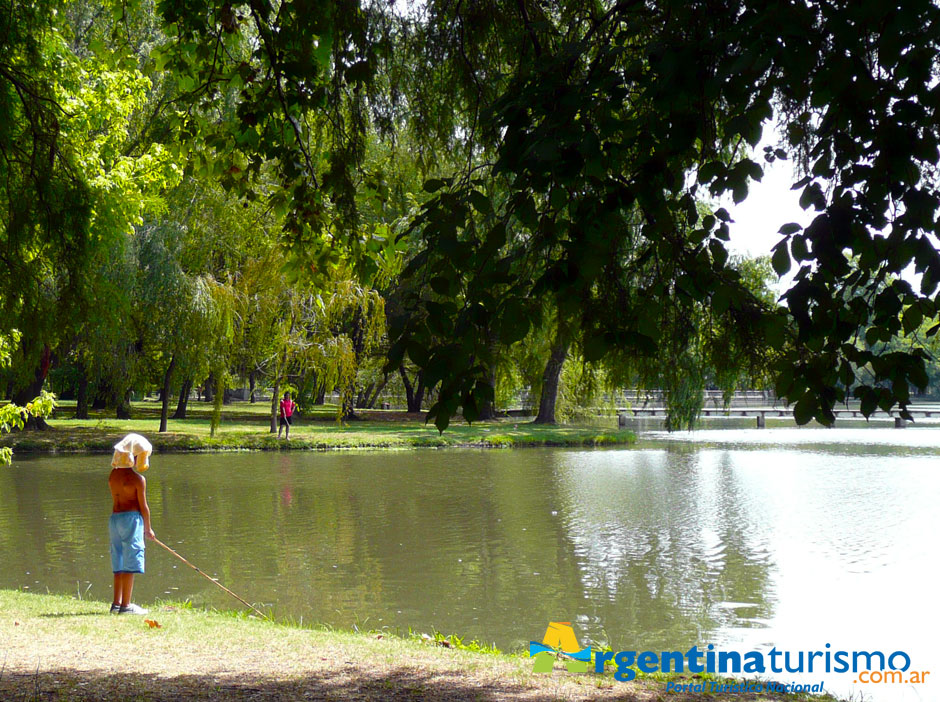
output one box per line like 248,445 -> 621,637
153,537 -> 268,619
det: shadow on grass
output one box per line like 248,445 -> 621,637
0,667 -> 735,702
38,611 -> 112,618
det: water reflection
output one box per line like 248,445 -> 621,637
554,449 -> 774,651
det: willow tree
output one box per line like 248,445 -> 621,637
319,278 -> 386,419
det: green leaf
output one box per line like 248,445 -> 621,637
764,313 -> 787,348
432,406 -> 450,433
582,332 -> 609,362
313,32 -> 333,67
485,222 -> 507,250
498,301 -> 531,344
893,377 -> 910,404
910,358 -> 929,389
859,390 -> 877,418
712,285 -> 731,314
430,276 -> 452,296
793,395 -> 816,425
778,222 -> 802,235
709,239 -> 728,267
771,244 -> 791,276
423,179 -> 445,193
790,234 -> 809,261
469,190 -> 492,214
877,389 -> 895,412
741,158 -> 764,181
902,305 -> 923,335
698,161 -> 725,182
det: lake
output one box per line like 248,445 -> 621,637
1,426 -> 937,701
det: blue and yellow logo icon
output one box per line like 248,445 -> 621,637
530,622 -> 592,673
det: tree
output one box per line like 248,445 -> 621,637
1,0 -> 179,419
382,0 -> 940,430
0,0 -> 91,412
0,331 -> 56,464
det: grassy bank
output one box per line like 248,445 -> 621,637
0,590 -> 841,701
0,399 -> 634,453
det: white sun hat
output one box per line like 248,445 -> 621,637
111,433 -> 153,472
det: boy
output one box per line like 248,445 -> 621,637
278,391 -> 298,440
108,433 -> 155,614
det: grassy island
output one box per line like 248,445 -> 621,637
0,400 -> 634,454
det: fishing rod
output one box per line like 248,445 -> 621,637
153,537 -> 268,620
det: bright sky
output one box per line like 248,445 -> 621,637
724,140 -> 925,298
721,138 -> 814,296
724,155 -> 812,260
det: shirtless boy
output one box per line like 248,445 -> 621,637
108,433 -> 155,614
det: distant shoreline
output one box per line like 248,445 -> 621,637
1,401 -> 635,454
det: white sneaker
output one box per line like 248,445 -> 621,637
109,604 -> 121,614
119,603 -> 149,615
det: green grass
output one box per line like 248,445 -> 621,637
0,589 -> 847,701
0,398 -> 636,453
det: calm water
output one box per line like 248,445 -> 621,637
1,429 -> 938,701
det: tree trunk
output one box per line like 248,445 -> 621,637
91,390 -> 108,410
159,354 -> 176,432
477,363 -> 498,421
342,391 -> 357,420
172,378 -> 192,419
365,373 -> 389,409
116,390 -> 132,419
343,306 -> 365,421
355,382 -> 375,409
533,340 -> 569,424
203,373 -> 215,402
411,373 -> 426,413
13,375 -> 50,429
12,345 -> 52,429
399,366 -> 426,413
248,371 -> 256,403
74,368 -> 90,420
270,377 -> 280,433
399,364 -> 415,410
210,373 -> 224,437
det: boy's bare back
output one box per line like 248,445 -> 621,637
109,468 -> 145,514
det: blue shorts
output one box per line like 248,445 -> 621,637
109,511 -> 145,574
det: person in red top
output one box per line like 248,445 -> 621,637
278,391 -> 298,440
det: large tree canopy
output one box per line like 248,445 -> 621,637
385,0 -> 940,428
3,0 -> 940,430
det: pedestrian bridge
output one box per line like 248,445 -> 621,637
618,405 -> 940,428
